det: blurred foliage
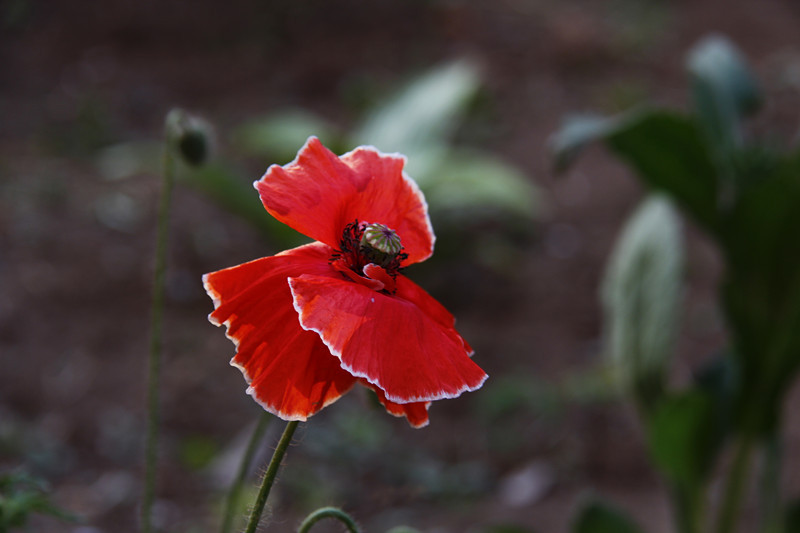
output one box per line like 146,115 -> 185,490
553,34 -> 800,533
179,435 -> 219,471
0,471 -> 77,532
571,497 -> 643,533
476,370 -> 617,423
96,61 -> 540,269
786,500 -> 800,533
478,526 -> 538,533
600,195 -> 683,410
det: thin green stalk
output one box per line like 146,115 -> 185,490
220,412 -> 272,533
671,483 -> 704,533
141,119 -> 177,533
297,507 -> 361,533
244,420 -> 300,533
716,434 -> 754,533
760,433 -> 782,533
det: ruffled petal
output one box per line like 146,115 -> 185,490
255,137 -> 435,264
361,379 -> 431,428
203,242 -> 357,421
288,274 -> 488,404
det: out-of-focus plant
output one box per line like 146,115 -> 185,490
600,194 -> 683,412
237,61 -> 539,231
0,471 -> 77,532
97,61 -> 540,267
553,35 -> 800,533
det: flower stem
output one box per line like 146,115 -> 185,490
715,434 -> 754,533
244,420 -> 300,533
141,116 -> 177,533
760,432 -> 782,533
220,412 -> 272,533
297,507 -> 361,533
671,483 -> 704,533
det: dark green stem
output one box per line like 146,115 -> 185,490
243,420 -> 300,533
141,117 -> 177,533
760,433 -> 782,533
297,507 -> 361,533
671,483 -> 705,533
716,434 -> 754,533
220,412 -> 272,533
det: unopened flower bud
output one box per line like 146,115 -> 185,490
165,109 -> 211,167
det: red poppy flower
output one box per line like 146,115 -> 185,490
203,137 -> 487,427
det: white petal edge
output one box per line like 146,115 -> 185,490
201,271 -> 355,422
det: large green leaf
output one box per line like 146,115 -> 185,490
601,195 -> 683,408
719,149 -> 800,433
606,111 -> 719,232
351,60 -> 480,169
421,148 -> 540,220
571,498 -> 643,533
551,110 -> 719,232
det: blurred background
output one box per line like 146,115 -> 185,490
2,1 -> 800,532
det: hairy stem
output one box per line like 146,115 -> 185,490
244,420 -> 300,533
220,412 -> 272,533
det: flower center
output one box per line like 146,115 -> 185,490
330,220 -> 408,292
361,223 -> 403,263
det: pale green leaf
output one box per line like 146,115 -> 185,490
601,195 -> 683,405
422,149 -> 540,219
233,109 -> 341,162
351,60 -> 480,165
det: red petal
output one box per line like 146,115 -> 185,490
394,275 -> 475,356
289,274 -> 487,404
203,242 -> 357,421
255,137 -> 435,264
362,380 -> 431,428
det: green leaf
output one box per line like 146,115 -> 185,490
687,35 -> 761,152
551,110 -> 719,232
421,149 -> 540,220
351,60 -> 480,164
601,195 -> 683,408
719,149 -> 800,433
0,472 -> 79,529
646,390 -> 718,488
549,112 -> 633,173
232,109 -> 342,162
571,498 -> 643,533
606,111 -> 719,232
